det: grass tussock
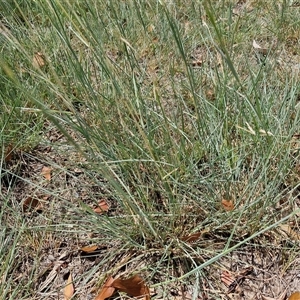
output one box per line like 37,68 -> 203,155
1,0 -> 300,299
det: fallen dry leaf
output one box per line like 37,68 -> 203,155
41,166 -> 52,181
181,232 -> 202,243
221,270 -> 234,287
32,52 -> 46,68
221,199 -> 234,211
80,245 -> 98,253
279,224 -> 300,241
289,292 -> 300,300
22,197 -> 40,212
94,199 -> 109,214
4,144 -> 13,162
112,275 -> 150,300
95,276 -> 115,300
64,273 -> 75,300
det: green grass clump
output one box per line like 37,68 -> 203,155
1,0 -> 300,299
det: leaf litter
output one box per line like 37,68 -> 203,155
80,245 -> 99,253
41,166 -> 52,181
94,276 -> 115,300
22,196 -> 41,212
289,292 -> 300,300
93,199 -> 109,214
95,275 -> 150,300
221,199 -> 235,211
4,144 -> 14,162
112,275 -> 150,299
64,273 -> 75,300
181,232 -> 202,243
